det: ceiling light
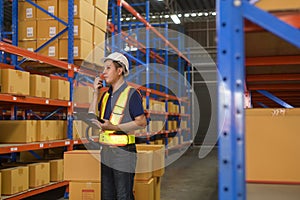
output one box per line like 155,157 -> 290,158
164,15 -> 169,18
198,12 -> 203,16
126,17 -> 130,21
157,0 -> 164,1
120,18 -> 124,21
152,16 -> 156,19
132,17 -> 136,20
184,13 -> 189,17
178,14 -> 182,17
171,14 -> 181,24
204,12 -> 209,16
211,12 -> 216,16
191,13 -> 197,17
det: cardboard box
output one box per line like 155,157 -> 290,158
19,1 -> 37,20
149,121 -> 164,132
64,150 -> 101,182
93,26 -> 106,47
30,74 -> 50,98
59,38 -> 93,60
246,108 -> 300,182
69,182 -> 101,200
135,151 -> 153,180
18,40 -> 36,53
136,145 -> 165,177
37,19 -> 58,39
154,177 -> 161,200
1,166 -> 29,195
0,120 -> 37,143
37,39 -> 58,58
93,45 -> 105,66
73,85 -> 94,104
37,120 -> 65,141
255,0 -> 300,11
94,0 -> 108,14
73,120 -> 83,139
18,20 -> 37,40
59,18 -> 93,43
50,79 -> 70,100
134,178 -> 154,200
36,0 -> 58,19
94,8 -> 107,32
59,0 -> 94,24
0,68 -> 30,96
28,162 -> 50,188
50,159 -> 64,182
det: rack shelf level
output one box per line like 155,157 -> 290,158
0,140 -> 72,154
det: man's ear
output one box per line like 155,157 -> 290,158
117,68 -> 123,76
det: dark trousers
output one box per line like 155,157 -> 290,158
101,144 -> 137,200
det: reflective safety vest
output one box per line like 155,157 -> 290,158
99,85 -> 135,146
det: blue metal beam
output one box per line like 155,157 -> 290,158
257,90 -> 294,108
243,1 -> 300,48
217,0 -> 245,199
11,0 -> 18,66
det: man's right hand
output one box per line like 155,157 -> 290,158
93,76 -> 103,92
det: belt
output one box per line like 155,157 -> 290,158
99,133 -> 135,146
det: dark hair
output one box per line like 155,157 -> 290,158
112,61 -> 125,76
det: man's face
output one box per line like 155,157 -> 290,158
103,60 -> 123,84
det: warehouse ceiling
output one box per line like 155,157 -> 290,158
125,0 -> 216,14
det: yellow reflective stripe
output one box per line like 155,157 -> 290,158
100,92 -> 110,119
110,86 -> 132,125
99,133 -> 135,146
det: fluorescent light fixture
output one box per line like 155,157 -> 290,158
178,14 -> 182,17
132,17 -> 136,20
126,17 -> 130,21
171,14 -> 181,24
198,12 -> 203,16
152,16 -> 156,19
211,12 -> 216,16
204,12 -> 209,16
164,15 -> 169,18
157,0 -> 164,1
184,13 -> 189,17
120,18 -> 124,21
191,13 -> 197,17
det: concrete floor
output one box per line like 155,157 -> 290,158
161,147 -> 218,200
24,146 -> 300,200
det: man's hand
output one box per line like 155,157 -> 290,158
90,119 -> 117,131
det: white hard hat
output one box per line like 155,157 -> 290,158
101,52 -> 129,76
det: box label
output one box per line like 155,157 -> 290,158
48,6 -> 55,15
82,189 -> 95,199
27,27 -> 33,38
74,46 -> 78,57
74,25 -> 78,36
48,46 -> 55,57
26,8 -> 33,18
74,5 -> 78,16
49,27 -> 56,37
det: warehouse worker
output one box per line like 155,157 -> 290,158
89,52 -> 147,200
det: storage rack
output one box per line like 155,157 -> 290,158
108,0 -> 193,151
0,0 -> 76,198
217,0 -> 300,199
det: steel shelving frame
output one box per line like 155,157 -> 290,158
217,0 -> 300,199
0,0 -> 76,198
109,0 -> 193,149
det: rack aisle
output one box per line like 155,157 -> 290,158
217,0 -> 300,199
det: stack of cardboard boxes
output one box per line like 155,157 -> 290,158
18,0 -> 108,65
135,144 -> 165,200
0,68 -> 70,100
64,150 -> 101,200
0,159 -> 63,196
